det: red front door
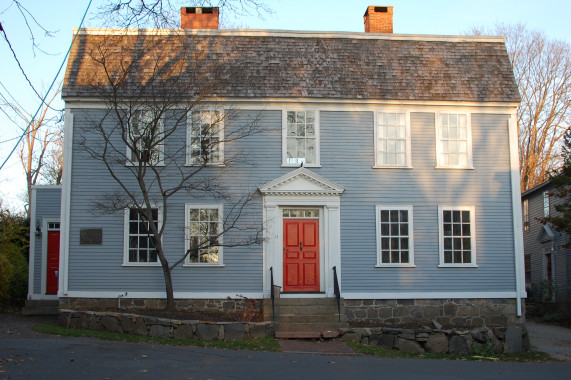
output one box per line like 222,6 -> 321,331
283,219 -> 319,292
46,231 -> 60,294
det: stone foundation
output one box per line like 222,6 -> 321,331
59,309 -> 273,340
340,325 -> 530,354
59,297 -> 263,318
344,298 -> 524,327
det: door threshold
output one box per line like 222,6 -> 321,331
279,292 -> 328,299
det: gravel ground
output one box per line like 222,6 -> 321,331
526,321 -> 571,361
0,312 -> 59,338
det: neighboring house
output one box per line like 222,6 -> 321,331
522,181 -> 571,315
54,5 -> 524,328
22,186 -> 62,315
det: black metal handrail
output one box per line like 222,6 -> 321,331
333,266 -> 341,322
270,266 -> 275,321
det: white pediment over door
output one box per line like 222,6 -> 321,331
258,168 -> 345,196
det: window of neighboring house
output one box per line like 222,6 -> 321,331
376,206 -> 414,267
524,254 -> 531,284
123,207 -> 160,265
543,191 -> 550,217
435,112 -> 473,169
187,110 -> 224,165
128,110 -> 163,165
438,206 -> 477,267
544,251 -> 553,282
283,109 -> 319,167
375,111 -> 411,168
185,205 -> 223,265
523,199 -> 530,231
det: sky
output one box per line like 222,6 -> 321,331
1,0 -> 570,211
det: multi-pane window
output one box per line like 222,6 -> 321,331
188,110 -> 223,165
523,199 -> 530,231
284,110 -> 318,166
439,206 -> 476,266
185,205 -> 223,264
375,111 -> 410,167
436,112 -> 472,168
543,191 -> 550,217
128,110 -> 163,164
376,206 -> 414,266
125,208 -> 159,264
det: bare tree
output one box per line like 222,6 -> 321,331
469,24 -> 571,192
78,32 -> 263,310
96,0 -> 272,28
9,88 -> 63,214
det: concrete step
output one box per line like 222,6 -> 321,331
21,300 -> 59,315
265,305 -> 340,316
268,297 -> 342,306
275,322 -> 346,333
273,314 -> 346,324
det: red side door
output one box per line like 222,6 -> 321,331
46,231 -> 60,294
283,219 -> 319,292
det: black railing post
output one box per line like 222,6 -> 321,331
333,266 -> 341,322
270,266 -> 275,321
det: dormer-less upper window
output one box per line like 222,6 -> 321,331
436,112 -> 473,169
282,109 -> 320,167
187,110 -> 224,166
127,110 -> 164,165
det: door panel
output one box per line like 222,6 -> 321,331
283,219 -> 319,292
46,231 -> 60,294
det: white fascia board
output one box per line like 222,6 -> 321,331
27,188 -> 37,298
62,291 -> 264,299
342,292 -> 521,300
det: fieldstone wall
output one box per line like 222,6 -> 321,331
59,297 -> 262,316
59,309 -> 273,340
345,298 -> 523,327
340,325 -> 530,354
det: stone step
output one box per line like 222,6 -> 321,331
264,304 -> 340,316
21,300 -> 59,315
275,331 -> 323,339
268,297 -> 343,306
275,322 -> 346,333
272,314 -> 346,324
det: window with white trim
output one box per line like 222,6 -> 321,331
523,199 -> 530,231
543,191 -> 550,217
376,206 -> 414,267
185,205 -> 223,265
127,110 -> 163,165
187,110 -> 224,165
438,206 -> 476,267
283,109 -> 319,166
375,111 -> 411,167
124,207 -> 160,265
436,112 -> 473,168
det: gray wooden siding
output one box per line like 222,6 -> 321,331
67,108 -> 517,295
523,186 -> 571,304
32,187 -> 62,294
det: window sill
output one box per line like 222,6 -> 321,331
122,263 -> 162,267
125,162 -> 165,167
281,164 -> 321,168
372,165 -> 414,169
435,166 -> 475,170
375,264 -> 416,268
438,264 -> 478,268
185,163 -> 225,168
183,263 -> 225,268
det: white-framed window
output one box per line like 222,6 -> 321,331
523,198 -> 530,231
438,206 -> 477,267
543,191 -> 550,217
123,207 -> 162,266
127,110 -> 164,165
435,112 -> 473,169
282,109 -> 320,167
187,110 -> 224,165
375,205 -> 415,267
374,110 -> 411,168
184,204 -> 223,265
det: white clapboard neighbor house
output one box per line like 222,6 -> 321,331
37,5 -> 525,334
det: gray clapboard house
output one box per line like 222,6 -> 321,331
55,5 -> 524,331
522,181 -> 571,315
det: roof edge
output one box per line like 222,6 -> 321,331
72,27 -> 506,43
522,180 -> 552,197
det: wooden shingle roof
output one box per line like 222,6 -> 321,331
63,29 -> 520,103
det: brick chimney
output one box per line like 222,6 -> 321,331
364,6 -> 393,33
181,7 -> 219,29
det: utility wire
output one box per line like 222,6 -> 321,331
0,0 -> 93,172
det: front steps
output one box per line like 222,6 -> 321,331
21,299 -> 59,315
263,297 -> 347,339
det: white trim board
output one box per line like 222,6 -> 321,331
62,291 -> 264,299
342,292 -> 521,299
